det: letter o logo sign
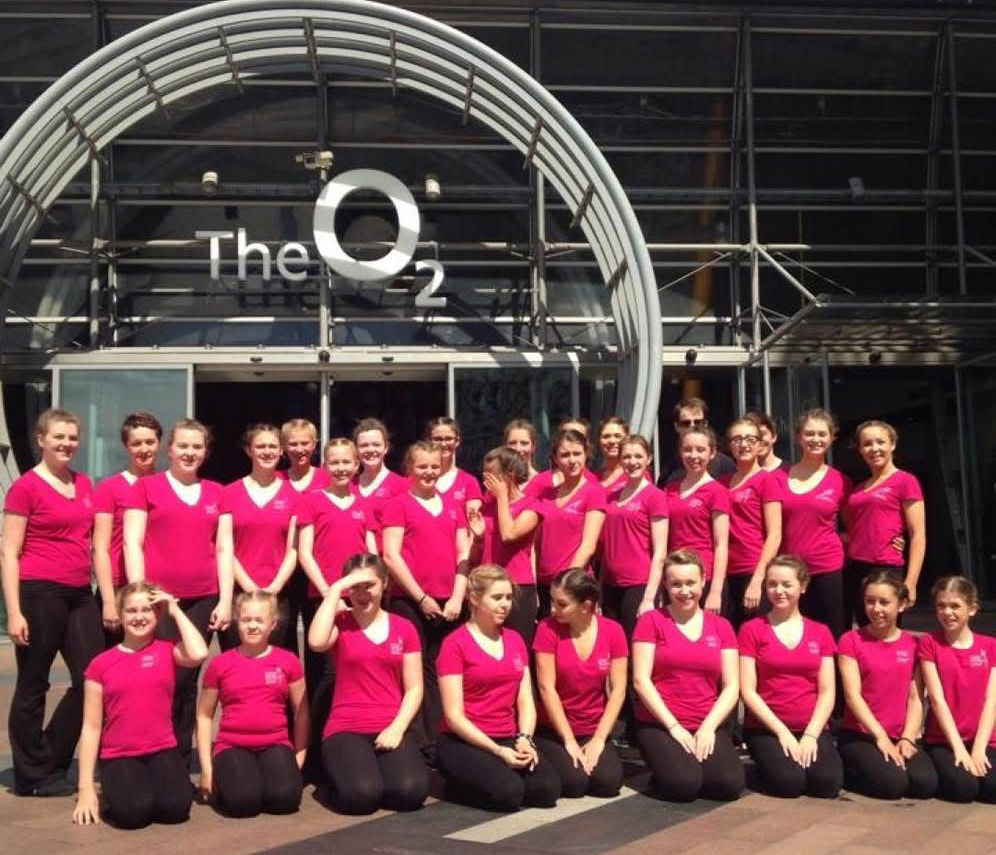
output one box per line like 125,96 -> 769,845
313,168 -> 420,282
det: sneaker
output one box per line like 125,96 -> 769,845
15,773 -> 75,797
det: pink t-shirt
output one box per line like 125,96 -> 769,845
632,610 -> 738,729
354,470 -> 408,532
738,616 -> 837,732
125,473 -> 223,598
94,472 -> 138,587
601,471 -> 628,504
601,484 -> 669,587
381,491 -> 467,599
438,469 -> 483,507
325,611 -> 422,737
203,647 -> 304,755
4,469 -> 95,587
845,470 -> 922,566
780,468 -> 848,574
919,631 -> 996,746
524,467 -> 597,499
220,479 -> 299,589
437,624 -> 529,737
480,493 -> 539,585
297,492 -> 372,597
722,470 -> 782,576
533,615 -> 628,736
84,639 -> 177,759
664,479 -> 730,580
838,628 -> 918,738
535,480 -> 607,584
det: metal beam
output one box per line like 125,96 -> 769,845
946,22 -> 968,295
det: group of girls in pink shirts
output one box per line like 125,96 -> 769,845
1,404 -> 993,828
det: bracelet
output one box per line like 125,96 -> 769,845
418,594 -> 427,606
515,732 -> 536,749
897,737 -> 917,748
801,733 -> 819,742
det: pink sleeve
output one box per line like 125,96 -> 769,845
839,471 -> 854,503
737,620 -> 760,656
454,502 -> 468,529
3,477 -> 34,516
380,496 -> 407,530
532,619 -> 557,654
202,656 -> 221,690
296,495 -> 315,527
586,484 -> 607,513
84,653 -> 106,684
716,616 -> 738,650
219,484 -> 235,515
463,473 -> 483,502
917,633 -> 937,663
837,629 -> 859,659
760,472 -> 782,503
607,620 -> 629,659
631,612 -> 659,645
124,478 -> 150,511
93,479 -> 116,515
817,623 -> 838,656
401,616 -> 422,653
648,488 -> 669,518
283,651 -> 304,683
436,634 -> 465,677
710,483 -> 731,514
900,472 -> 924,503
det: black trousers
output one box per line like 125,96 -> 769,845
100,747 -> 192,828
284,567 -> 308,659
636,723 -> 744,801
436,732 -> 561,812
321,731 -> 429,814
925,743 -> 996,803
746,729 -> 843,798
723,574 -> 769,633
534,727 -> 623,798
299,597 -> 334,782
213,745 -> 302,817
537,585 -> 553,622
600,582 -> 645,741
9,580 -> 103,793
389,597 -> 460,751
837,729 -> 937,799
504,584 -> 538,648
799,569 -> 846,639
156,594 -> 218,768
94,586 -> 123,650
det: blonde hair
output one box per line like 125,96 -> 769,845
115,580 -> 158,613
168,418 -> 212,448
234,589 -> 280,623
467,564 -> 518,603
323,437 -> 357,462
280,418 -> 318,444
403,440 -> 440,474
35,407 -> 81,440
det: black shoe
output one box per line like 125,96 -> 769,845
15,773 -> 75,797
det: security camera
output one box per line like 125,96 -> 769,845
296,150 -> 334,171
685,348 -> 698,366
317,348 -> 331,363
201,170 -> 219,196
425,173 -> 441,202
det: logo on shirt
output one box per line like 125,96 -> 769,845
140,654 -> 157,669
969,650 -> 989,669
351,510 -> 365,521
204,503 -> 219,516
807,640 -> 821,655
872,487 -> 893,501
688,498 -> 705,510
733,489 -> 755,504
264,668 -> 285,686
83,496 -> 94,509
815,489 -> 837,504
273,499 -> 290,511
390,638 -> 404,656
512,654 -> 525,673
597,655 -> 611,673
453,488 -> 466,501
565,500 -> 584,515
704,634 -> 720,649
895,648 -> 912,665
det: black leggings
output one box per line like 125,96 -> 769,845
637,724 -> 744,801
300,596 -> 335,778
799,569 -> 845,639
284,567 -> 308,659
723,574 -> 769,633
212,745 -> 302,817
389,597 -> 459,750
156,594 -> 218,768
601,583 -> 646,640
321,731 -> 429,814
436,732 -> 561,812
534,727 -> 623,798
746,729 -> 843,798
837,729 -> 937,799
925,743 -> 996,803
100,748 -> 191,828
504,584 -> 538,648
10,580 -> 103,793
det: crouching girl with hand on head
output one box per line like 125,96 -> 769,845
73,582 -> 209,828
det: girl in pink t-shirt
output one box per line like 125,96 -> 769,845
632,550 -> 744,801
780,408 -> 849,639
217,423 -> 300,653
722,417 -> 782,631
196,591 -> 307,817
664,426 -> 730,612
73,582 -> 208,828
352,416 -> 407,539
843,420 -> 926,628
533,428 -> 607,619
307,553 -> 429,814
919,576 -> 996,803
437,564 -> 561,811
504,418 -> 541,488
534,569 -> 628,798
600,435 -> 669,639
739,555 -> 842,798
426,416 -> 484,518
124,418 -> 230,768
838,570 -> 937,799
3,407 -> 103,797
596,416 -> 629,502
468,447 -> 541,645
93,412 -> 162,643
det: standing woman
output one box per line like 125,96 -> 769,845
843,420 -> 925,626
745,412 -> 787,474
534,569 -> 627,798
779,409 -> 849,639
919,576 -> 996,803
427,416 -> 483,517
196,591 -> 308,818
596,417 -> 629,501
503,418 -> 540,487
437,564 -> 561,811
600,435 -> 669,638
73,582 -> 208,827
739,555 -> 842,799
93,411 -> 162,645
533,428 -> 606,619
837,571 -> 937,799
473,446 -> 541,645
124,417 -> 231,767
632,550 -> 744,802
664,426 -> 730,613
382,440 -> 471,747
354,417 -> 408,540
308,554 -> 429,814
723,418 -> 782,631
2,408 -> 103,797
217,423 -> 300,652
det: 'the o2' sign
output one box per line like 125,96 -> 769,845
196,169 -> 446,308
